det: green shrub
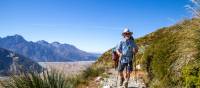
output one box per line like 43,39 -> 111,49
182,61 -> 200,88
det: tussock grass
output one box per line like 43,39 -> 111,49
138,19 -> 200,88
0,65 -> 105,88
1,69 -> 70,88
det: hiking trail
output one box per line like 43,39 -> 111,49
99,68 -> 146,88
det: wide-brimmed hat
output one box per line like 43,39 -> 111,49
122,28 -> 133,35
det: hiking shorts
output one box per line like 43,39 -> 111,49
118,61 -> 133,72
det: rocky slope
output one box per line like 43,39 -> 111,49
0,35 -> 97,62
0,48 -> 42,76
95,18 -> 200,88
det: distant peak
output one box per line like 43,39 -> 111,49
12,34 -> 24,39
37,40 -> 49,44
52,42 -> 61,45
13,34 -> 22,37
5,34 -> 25,41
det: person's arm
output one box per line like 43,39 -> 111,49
133,45 -> 138,55
132,41 -> 138,55
116,49 -> 122,57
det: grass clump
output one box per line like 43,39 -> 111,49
0,65 -> 105,88
1,69 -> 73,88
181,60 -> 200,88
180,23 -> 200,88
62,65 -> 105,88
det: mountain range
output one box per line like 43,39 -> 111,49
0,35 -> 98,62
0,48 -> 42,76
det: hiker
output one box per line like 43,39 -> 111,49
116,28 -> 138,87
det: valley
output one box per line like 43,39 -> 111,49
39,61 -> 95,76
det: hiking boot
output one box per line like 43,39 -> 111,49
119,77 -> 124,86
123,79 -> 128,88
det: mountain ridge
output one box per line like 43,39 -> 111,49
0,34 -> 98,62
0,48 -> 42,76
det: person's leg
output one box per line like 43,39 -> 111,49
119,71 -> 124,84
126,65 -> 132,80
125,71 -> 130,80
118,63 -> 125,86
123,71 -> 130,88
124,62 -> 133,86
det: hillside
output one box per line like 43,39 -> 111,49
0,35 -> 97,62
0,48 -> 42,76
95,18 -> 200,88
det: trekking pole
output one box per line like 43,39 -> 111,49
125,65 -> 128,88
116,56 -> 121,87
116,71 -> 118,87
126,64 -> 128,77
134,54 -> 137,84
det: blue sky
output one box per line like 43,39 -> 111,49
0,0 -> 191,53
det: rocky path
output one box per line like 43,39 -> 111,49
100,69 -> 146,88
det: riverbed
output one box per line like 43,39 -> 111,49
38,61 -> 95,76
